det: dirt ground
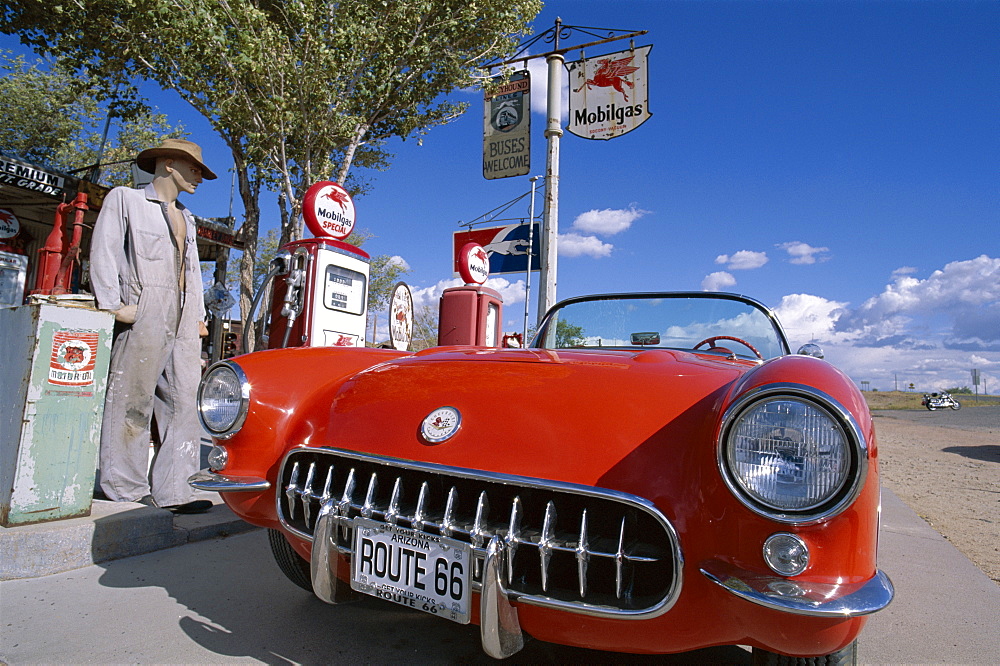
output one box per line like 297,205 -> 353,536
872,407 -> 1000,584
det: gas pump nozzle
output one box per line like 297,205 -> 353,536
279,247 -> 312,348
243,250 -> 294,353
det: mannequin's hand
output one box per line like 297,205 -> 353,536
113,304 -> 138,324
198,321 -> 209,337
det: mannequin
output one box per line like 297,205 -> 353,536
89,138 -> 216,513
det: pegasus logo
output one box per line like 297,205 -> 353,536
576,55 -> 640,101
322,188 -> 351,211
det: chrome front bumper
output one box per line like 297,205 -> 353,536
188,469 -> 270,492
700,561 -> 894,617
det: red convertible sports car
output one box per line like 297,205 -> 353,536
191,291 -> 893,662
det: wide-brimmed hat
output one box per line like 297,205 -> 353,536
136,138 -> 218,180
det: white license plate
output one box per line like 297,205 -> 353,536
350,518 -> 471,624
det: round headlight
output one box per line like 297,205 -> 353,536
722,392 -> 862,520
198,362 -> 249,437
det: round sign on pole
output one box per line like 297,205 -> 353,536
388,282 -> 414,351
302,181 -> 356,240
458,242 -> 489,285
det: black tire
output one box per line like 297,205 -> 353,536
752,640 -> 857,666
951,401 -> 961,410
267,528 -> 314,592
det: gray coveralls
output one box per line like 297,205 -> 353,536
90,183 -> 205,506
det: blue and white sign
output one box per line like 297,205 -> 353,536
453,222 -> 541,276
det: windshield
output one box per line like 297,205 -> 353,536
533,293 -> 789,359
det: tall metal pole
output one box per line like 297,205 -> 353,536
538,50 -> 563,326
524,175 -> 541,341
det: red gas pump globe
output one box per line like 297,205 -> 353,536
458,242 -> 489,285
303,181 -> 356,240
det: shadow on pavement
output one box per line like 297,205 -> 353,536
94,530 -> 750,665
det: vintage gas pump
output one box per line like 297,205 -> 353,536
246,182 -> 370,350
263,237 -> 370,348
438,242 -> 503,346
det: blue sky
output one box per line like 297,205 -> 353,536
4,0 -> 998,392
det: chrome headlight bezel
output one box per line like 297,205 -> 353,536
197,361 -> 250,439
717,384 -> 868,525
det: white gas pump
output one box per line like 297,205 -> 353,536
245,182 -> 370,350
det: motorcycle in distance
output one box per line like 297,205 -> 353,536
921,391 -> 962,411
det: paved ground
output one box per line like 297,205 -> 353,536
2,486 -> 998,664
2,418 -> 998,663
876,405 -> 1000,432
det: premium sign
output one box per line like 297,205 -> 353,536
566,45 -> 653,140
303,181 -> 356,240
483,70 -> 530,179
0,155 -> 68,196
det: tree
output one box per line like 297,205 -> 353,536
555,319 -> 586,348
0,50 -> 183,185
1,0 -> 542,335
410,304 -> 441,351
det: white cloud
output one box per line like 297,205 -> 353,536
715,250 -> 769,270
551,206 -> 646,260
773,293 -> 848,345
777,241 -> 830,265
386,255 -> 410,271
836,255 -> 1000,350
409,277 -> 526,311
768,256 -> 1000,391
559,232 -> 613,258
571,205 -> 647,236
702,271 -> 737,292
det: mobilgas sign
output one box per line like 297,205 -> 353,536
453,222 -> 540,276
483,71 -> 530,180
302,181 -> 356,240
566,45 -> 652,140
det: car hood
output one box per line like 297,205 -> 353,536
323,347 -> 751,488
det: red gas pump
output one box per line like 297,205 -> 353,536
32,192 -> 89,295
438,242 -> 503,346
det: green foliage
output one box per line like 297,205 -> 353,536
410,304 -> 440,351
0,50 -> 184,185
0,51 -> 99,168
555,319 -> 586,348
368,254 -> 410,313
1,0 -> 542,329
944,387 -> 973,395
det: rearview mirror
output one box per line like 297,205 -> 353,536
631,331 -> 660,346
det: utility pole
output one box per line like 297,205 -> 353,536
538,45 -> 563,325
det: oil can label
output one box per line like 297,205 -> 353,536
48,330 -> 99,386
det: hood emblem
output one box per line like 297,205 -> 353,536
421,406 -> 461,444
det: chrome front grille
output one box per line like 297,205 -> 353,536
277,447 -> 682,617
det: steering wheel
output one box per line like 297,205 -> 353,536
693,335 -> 764,360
